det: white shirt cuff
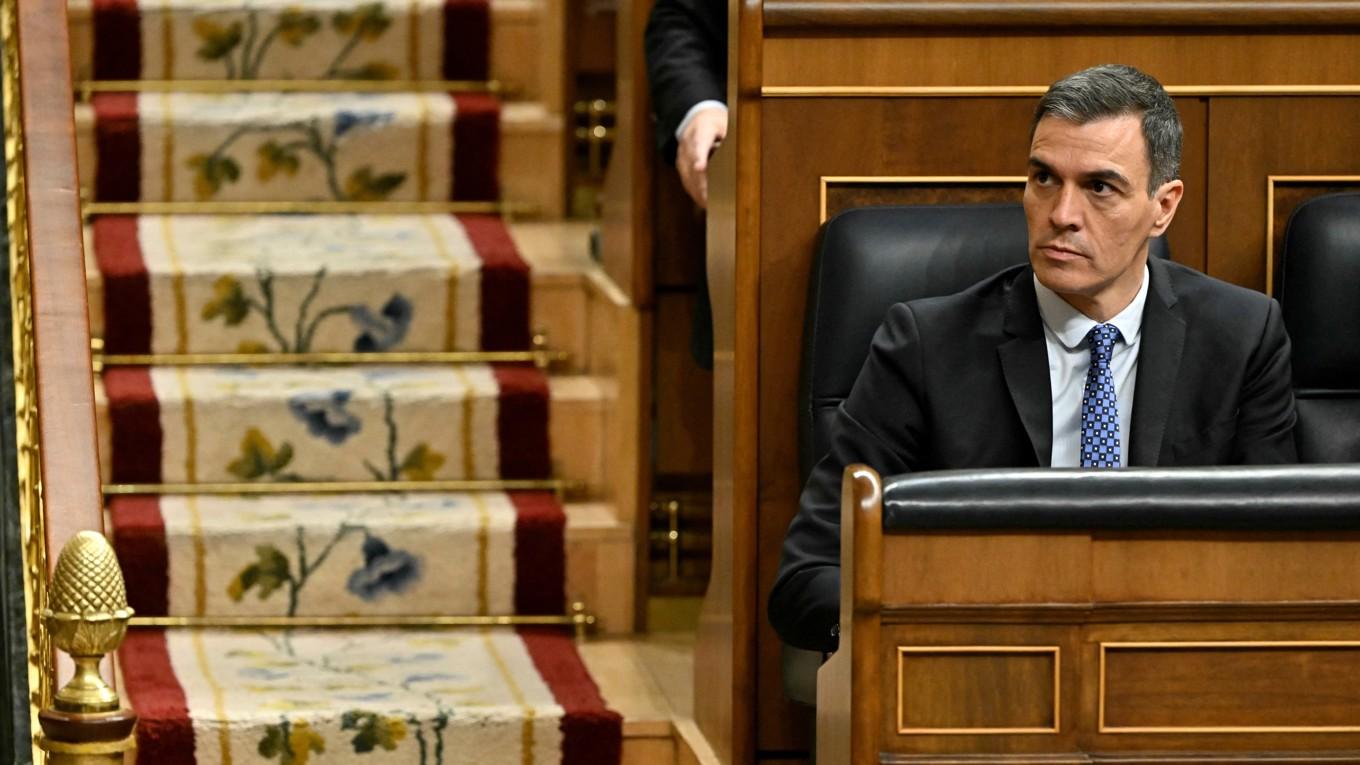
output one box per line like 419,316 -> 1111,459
675,100 -> 728,140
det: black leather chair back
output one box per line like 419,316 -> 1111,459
1278,193 -> 1360,462
798,203 -> 1170,484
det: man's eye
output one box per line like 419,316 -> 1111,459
1091,180 -> 1113,195
1034,171 -> 1052,185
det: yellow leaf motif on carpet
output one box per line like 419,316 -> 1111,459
228,428 -> 296,480
399,443 -> 446,481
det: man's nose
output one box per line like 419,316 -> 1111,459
1049,185 -> 1083,230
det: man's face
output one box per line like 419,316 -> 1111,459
1023,113 -> 1183,319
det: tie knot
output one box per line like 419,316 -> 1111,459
1086,323 -> 1122,362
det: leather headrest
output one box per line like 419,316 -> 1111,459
882,465 -> 1360,531
1278,193 -> 1360,392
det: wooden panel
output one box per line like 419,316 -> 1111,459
883,534 -> 1092,605
822,178 -> 1024,223
654,293 -> 713,475
653,169 -> 707,288
1267,177 -> 1360,296
1101,642 -> 1360,733
764,35 -> 1360,89
1208,97 -> 1360,290
896,647 -> 1059,734
764,1 -> 1360,29
694,0 -> 757,760
1092,533 -> 1360,603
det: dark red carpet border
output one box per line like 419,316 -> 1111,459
92,213 -> 530,354
443,0 -> 491,81
492,364 -> 551,480
91,93 -> 140,202
520,627 -> 624,765
451,92 -> 501,201
109,491 -> 566,617
119,630 -> 195,763
459,213 -> 531,351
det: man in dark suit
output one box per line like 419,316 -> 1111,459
769,64 -> 1299,653
644,0 -> 726,208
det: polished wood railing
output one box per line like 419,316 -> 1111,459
4,0 -> 107,757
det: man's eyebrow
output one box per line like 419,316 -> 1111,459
1027,158 -> 1132,189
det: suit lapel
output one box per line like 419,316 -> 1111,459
998,270 -> 1053,466
1129,257 -> 1186,466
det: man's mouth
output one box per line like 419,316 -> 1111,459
1040,243 -> 1086,259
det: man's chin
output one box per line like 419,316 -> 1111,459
1032,259 -> 1095,295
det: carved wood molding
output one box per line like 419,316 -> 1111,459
882,600 -> 1360,623
764,1 -> 1360,30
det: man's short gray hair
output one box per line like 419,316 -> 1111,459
1030,64 -> 1182,195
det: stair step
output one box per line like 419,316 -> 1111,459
83,91 -> 500,203
97,364 -> 549,485
68,0 -> 490,82
108,493 -> 633,629
84,214 -> 530,355
119,625 -> 624,763
94,370 -> 616,497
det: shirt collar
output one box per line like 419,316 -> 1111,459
1033,263 -> 1150,351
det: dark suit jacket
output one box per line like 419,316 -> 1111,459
769,256 -> 1299,652
644,0 -> 726,163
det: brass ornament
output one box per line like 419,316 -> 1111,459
43,531 -> 134,714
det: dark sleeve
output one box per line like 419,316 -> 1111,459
767,303 -> 928,653
643,0 -> 727,163
1235,297 -> 1298,464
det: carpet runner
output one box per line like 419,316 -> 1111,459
101,364 -> 550,485
110,492 -> 566,617
89,0 -> 489,82
121,627 -> 622,764
90,214 -> 529,354
92,91 -> 499,202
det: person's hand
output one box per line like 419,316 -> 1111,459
676,106 -> 727,209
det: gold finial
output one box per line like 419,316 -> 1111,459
43,531 -> 134,714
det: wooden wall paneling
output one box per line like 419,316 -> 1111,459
654,292 -> 714,475
599,0 -> 655,307
762,34 -> 1360,91
1207,97 -> 1360,291
694,0 -> 759,761
762,1 -> 1360,30
1266,177 -> 1360,296
654,168 -> 707,289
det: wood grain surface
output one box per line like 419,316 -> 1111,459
764,1 -> 1360,29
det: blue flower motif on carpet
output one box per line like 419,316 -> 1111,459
347,534 -> 421,600
333,110 -> 393,139
288,389 -> 362,444
350,294 -> 414,352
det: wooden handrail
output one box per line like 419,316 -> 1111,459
15,0 -> 103,570
5,0 -> 105,746
763,1 -> 1360,29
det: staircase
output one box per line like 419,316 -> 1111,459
59,1 -> 679,761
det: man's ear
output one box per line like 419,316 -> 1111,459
1149,179 -> 1184,237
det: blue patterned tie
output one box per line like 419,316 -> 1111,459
1080,324 -> 1123,468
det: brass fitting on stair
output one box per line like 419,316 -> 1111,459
37,531 -> 137,763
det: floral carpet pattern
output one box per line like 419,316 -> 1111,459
110,492 -> 567,617
92,91 -> 499,202
90,0 -> 490,82
90,214 -> 530,354
121,627 -> 622,764
100,364 -> 550,484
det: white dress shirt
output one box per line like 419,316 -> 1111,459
1034,266 -> 1150,467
